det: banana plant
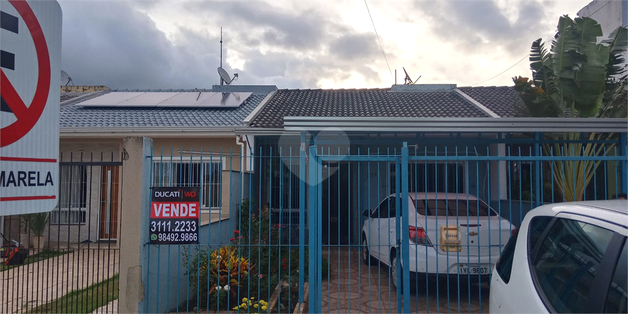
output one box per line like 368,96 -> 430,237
513,15 -> 627,201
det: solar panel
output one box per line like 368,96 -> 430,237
80,92 -> 252,108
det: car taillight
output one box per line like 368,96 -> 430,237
409,226 -> 432,246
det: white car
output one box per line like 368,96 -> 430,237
490,200 -> 628,313
361,192 -> 513,290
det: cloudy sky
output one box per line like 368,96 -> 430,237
59,0 -> 595,90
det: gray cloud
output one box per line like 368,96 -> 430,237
414,0 -> 549,54
329,33 -> 379,61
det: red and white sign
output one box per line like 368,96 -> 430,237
0,0 -> 61,215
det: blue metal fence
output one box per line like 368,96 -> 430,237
142,131 -> 627,313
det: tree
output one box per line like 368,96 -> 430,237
513,15 -> 627,201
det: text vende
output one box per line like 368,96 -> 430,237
151,202 -> 199,218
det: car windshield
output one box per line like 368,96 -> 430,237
414,199 -> 497,216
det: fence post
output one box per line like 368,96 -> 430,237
621,132 -> 627,194
308,142 -> 321,314
534,132 -> 542,207
299,132 -> 306,303
119,137 -> 153,313
401,142 -> 411,313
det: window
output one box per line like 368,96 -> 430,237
496,228 -> 519,284
50,209 -> 87,224
373,197 -> 397,218
58,165 -> 87,208
152,159 -> 223,210
392,162 -> 464,194
604,240 -> 627,313
415,199 -> 497,216
531,218 -> 615,313
528,216 -> 553,253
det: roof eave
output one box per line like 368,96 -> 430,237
60,127 -> 238,138
283,117 -> 628,133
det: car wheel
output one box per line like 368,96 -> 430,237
391,255 -> 402,293
362,236 -> 375,265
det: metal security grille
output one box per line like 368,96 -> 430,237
1,153 -> 122,314
142,132 -> 627,314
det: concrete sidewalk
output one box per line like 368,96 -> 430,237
0,248 -> 118,313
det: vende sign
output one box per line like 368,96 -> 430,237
150,187 -> 200,244
0,0 -> 61,215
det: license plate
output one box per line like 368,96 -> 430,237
458,264 -> 490,275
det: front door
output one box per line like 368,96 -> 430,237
100,166 -> 119,240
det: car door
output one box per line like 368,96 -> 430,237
368,197 -> 388,260
377,196 -> 396,263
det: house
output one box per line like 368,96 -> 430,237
237,84 -> 628,245
38,84 -> 275,247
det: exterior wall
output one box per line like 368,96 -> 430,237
578,0 -> 627,34
578,0 -> 628,69
152,138 -> 247,225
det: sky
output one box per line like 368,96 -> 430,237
58,0 -> 595,90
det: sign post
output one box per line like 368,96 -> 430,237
150,187 -> 200,244
0,0 -> 62,215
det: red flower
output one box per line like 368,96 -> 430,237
281,263 -> 287,269
234,230 -> 239,234
239,236 -> 243,239
281,258 -> 287,262
230,237 -> 235,242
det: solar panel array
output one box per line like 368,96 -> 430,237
79,92 -> 253,108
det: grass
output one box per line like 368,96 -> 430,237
28,274 -> 119,313
0,249 -> 72,272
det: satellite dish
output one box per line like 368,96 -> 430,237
60,70 -> 73,86
217,67 -> 239,85
218,67 -> 232,84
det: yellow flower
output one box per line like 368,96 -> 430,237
233,306 -> 239,310
254,304 -> 259,308
262,305 -> 268,311
242,297 -> 248,302
250,297 -> 254,300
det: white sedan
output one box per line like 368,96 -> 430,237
361,192 -> 513,290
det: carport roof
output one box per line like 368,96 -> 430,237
248,85 -> 525,128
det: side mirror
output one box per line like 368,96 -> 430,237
362,209 -> 370,217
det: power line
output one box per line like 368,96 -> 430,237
364,0 -> 393,81
472,54 -> 529,86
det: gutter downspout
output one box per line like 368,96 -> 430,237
236,135 -> 246,196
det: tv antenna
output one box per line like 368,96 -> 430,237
403,67 -> 421,85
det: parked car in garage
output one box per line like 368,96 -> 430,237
490,200 -> 628,313
361,192 -> 513,290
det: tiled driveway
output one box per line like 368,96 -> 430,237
321,248 -> 489,313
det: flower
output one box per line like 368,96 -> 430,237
243,298 -> 248,302
223,285 -> 230,291
234,230 -> 240,234
281,258 -> 287,262
254,304 -> 259,308
262,305 -> 268,311
259,274 -> 263,278
230,237 -> 235,242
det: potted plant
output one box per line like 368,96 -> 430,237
28,212 -> 49,252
